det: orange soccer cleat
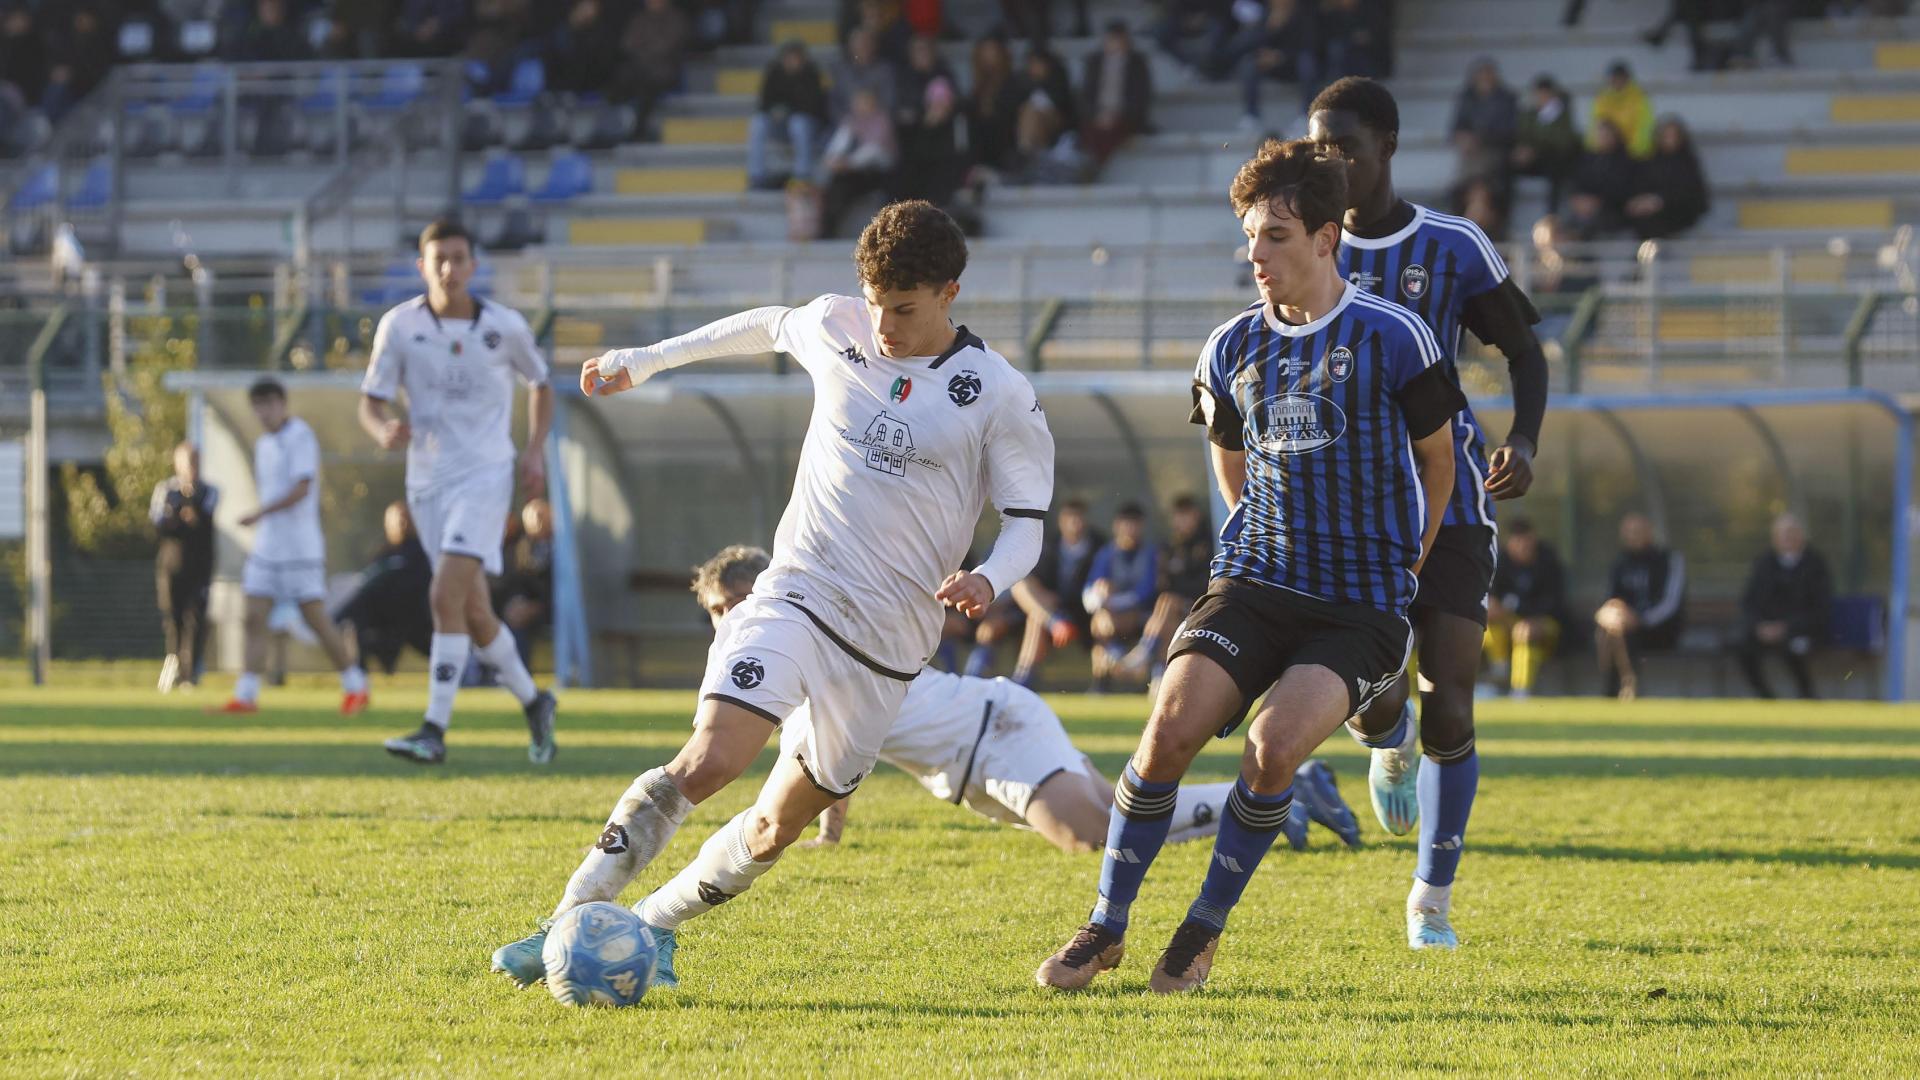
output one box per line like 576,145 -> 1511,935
340,690 -> 371,716
208,699 -> 259,715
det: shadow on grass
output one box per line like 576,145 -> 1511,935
1474,840 -> 1920,871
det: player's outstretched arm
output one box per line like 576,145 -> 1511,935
582,305 -> 793,397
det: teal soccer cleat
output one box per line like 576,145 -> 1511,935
491,922 -> 551,987
646,923 -> 679,989
1407,906 -> 1458,950
1368,704 -> 1420,836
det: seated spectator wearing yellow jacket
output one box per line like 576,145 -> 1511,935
1590,60 -> 1654,158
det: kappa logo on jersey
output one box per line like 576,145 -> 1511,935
1401,264 -> 1430,300
843,344 -> 869,367
730,657 -> 765,690
483,329 -> 502,350
1328,346 -> 1355,383
946,370 -> 983,407
858,412 -> 914,476
412,333 -> 428,343
889,375 -> 912,403
1251,393 -> 1347,455
595,823 -> 630,854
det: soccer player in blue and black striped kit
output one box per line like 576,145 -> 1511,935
1036,138 -> 1464,993
1310,76 -> 1551,950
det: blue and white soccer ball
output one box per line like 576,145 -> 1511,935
541,901 -> 658,1008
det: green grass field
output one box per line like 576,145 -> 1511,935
3,683 -> 1918,1076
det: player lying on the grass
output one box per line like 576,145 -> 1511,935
490,200 -> 1055,993
213,378 -> 370,716
1036,139 -> 1461,994
359,218 -> 559,766
689,544 -> 1362,853
1309,76 -> 1548,949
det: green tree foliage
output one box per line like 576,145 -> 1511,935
61,322 -> 196,558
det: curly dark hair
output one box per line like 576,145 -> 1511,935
691,545 -> 769,607
1228,138 -> 1348,236
853,200 -> 969,293
1308,76 -> 1400,137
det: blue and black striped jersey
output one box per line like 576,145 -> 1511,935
1190,282 -> 1466,617
1337,203 -> 1510,530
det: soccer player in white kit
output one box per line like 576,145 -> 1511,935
690,545 -> 1239,854
490,200 -> 1055,992
213,378 -> 369,715
357,219 -> 558,765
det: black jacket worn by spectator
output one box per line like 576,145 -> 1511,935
761,56 -> 828,121
1033,527 -> 1105,622
334,537 -> 434,673
1081,47 -> 1152,133
151,477 -> 219,592
1607,544 -> 1687,646
1630,143 -> 1709,240
1159,531 -> 1213,601
1740,548 -> 1832,645
1492,541 -> 1568,624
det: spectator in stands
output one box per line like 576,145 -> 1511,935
1511,74 -> 1581,211
1641,0 -> 1715,71
1594,511 -> 1687,700
1565,119 -> 1636,239
1734,0 -> 1793,67
972,497 -> 1102,686
1626,116 -> 1709,240
334,501 -> 434,676
1000,0 -> 1091,44
42,5 -> 118,121
327,0 -> 395,59
1319,0 -> 1390,82
228,0 -> 312,62
151,441 -> 219,693
1450,58 -> 1517,192
608,0 -> 692,128
831,26 -> 897,120
748,41 -> 828,189
1,5 -> 47,107
1116,493 -> 1211,685
1591,60 -> 1654,158
1083,502 -> 1158,692
1454,175 -> 1507,239
1735,512 -> 1832,700
1483,517 -> 1567,698
1078,19 -> 1152,166
895,33 -> 956,129
1009,44 -> 1079,183
394,0 -> 468,59
542,0 -> 621,95
964,34 -> 1022,174
1236,0 -> 1320,134
844,0 -> 909,65
894,71 -> 966,207
1149,0 -> 1237,81
818,86 -> 897,235
494,497 -> 555,670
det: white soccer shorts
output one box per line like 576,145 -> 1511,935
959,683 -> 1094,825
408,462 -> 513,576
708,594 -> 912,797
241,556 -> 327,604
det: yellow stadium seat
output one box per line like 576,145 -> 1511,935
615,168 -> 748,195
1737,198 -> 1893,230
769,19 -> 836,46
716,69 -> 761,97
1657,307 -> 1781,342
567,218 -> 708,245
1875,43 -> 1920,70
1830,94 -> 1920,123
1688,252 -> 1845,286
1784,146 -> 1920,176
659,117 -> 751,145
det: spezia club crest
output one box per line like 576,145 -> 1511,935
730,657 -> 765,690
483,329 -> 502,350
1327,346 -> 1354,383
1401,264 -> 1430,300
889,376 -> 912,403
947,370 -> 983,407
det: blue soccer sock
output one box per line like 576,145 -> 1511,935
1415,750 -> 1479,886
1091,762 -> 1179,935
963,643 -> 994,678
1187,779 -> 1292,931
1348,699 -> 1413,750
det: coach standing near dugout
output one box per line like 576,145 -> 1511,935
151,440 -> 218,692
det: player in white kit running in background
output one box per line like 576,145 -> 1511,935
214,378 -> 369,715
357,219 -> 559,765
489,200 -> 1055,993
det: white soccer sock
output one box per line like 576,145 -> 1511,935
341,665 -> 368,694
554,768 -> 693,917
235,672 -> 260,704
1409,877 -> 1452,914
425,633 -> 470,730
473,625 -> 538,705
1165,780 -> 1236,844
635,809 -> 779,932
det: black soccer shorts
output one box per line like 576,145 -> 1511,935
1167,576 -> 1411,737
1411,524 -> 1498,627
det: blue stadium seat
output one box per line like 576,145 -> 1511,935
66,159 -> 112,212
359,259 -> 420,307
493,58 -> 546,108
7,163 -> 57,212
529,150 -> 591,202
300,66 -> 347,115
463,153 -> 526,206
169,65 -> 226,118
1830,596 -> 1886,652
360,63 -> 426,112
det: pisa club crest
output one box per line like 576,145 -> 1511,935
1401,264 -> 1430,300
1327,346 -> 1354,383
1250,393 -> 1347,455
